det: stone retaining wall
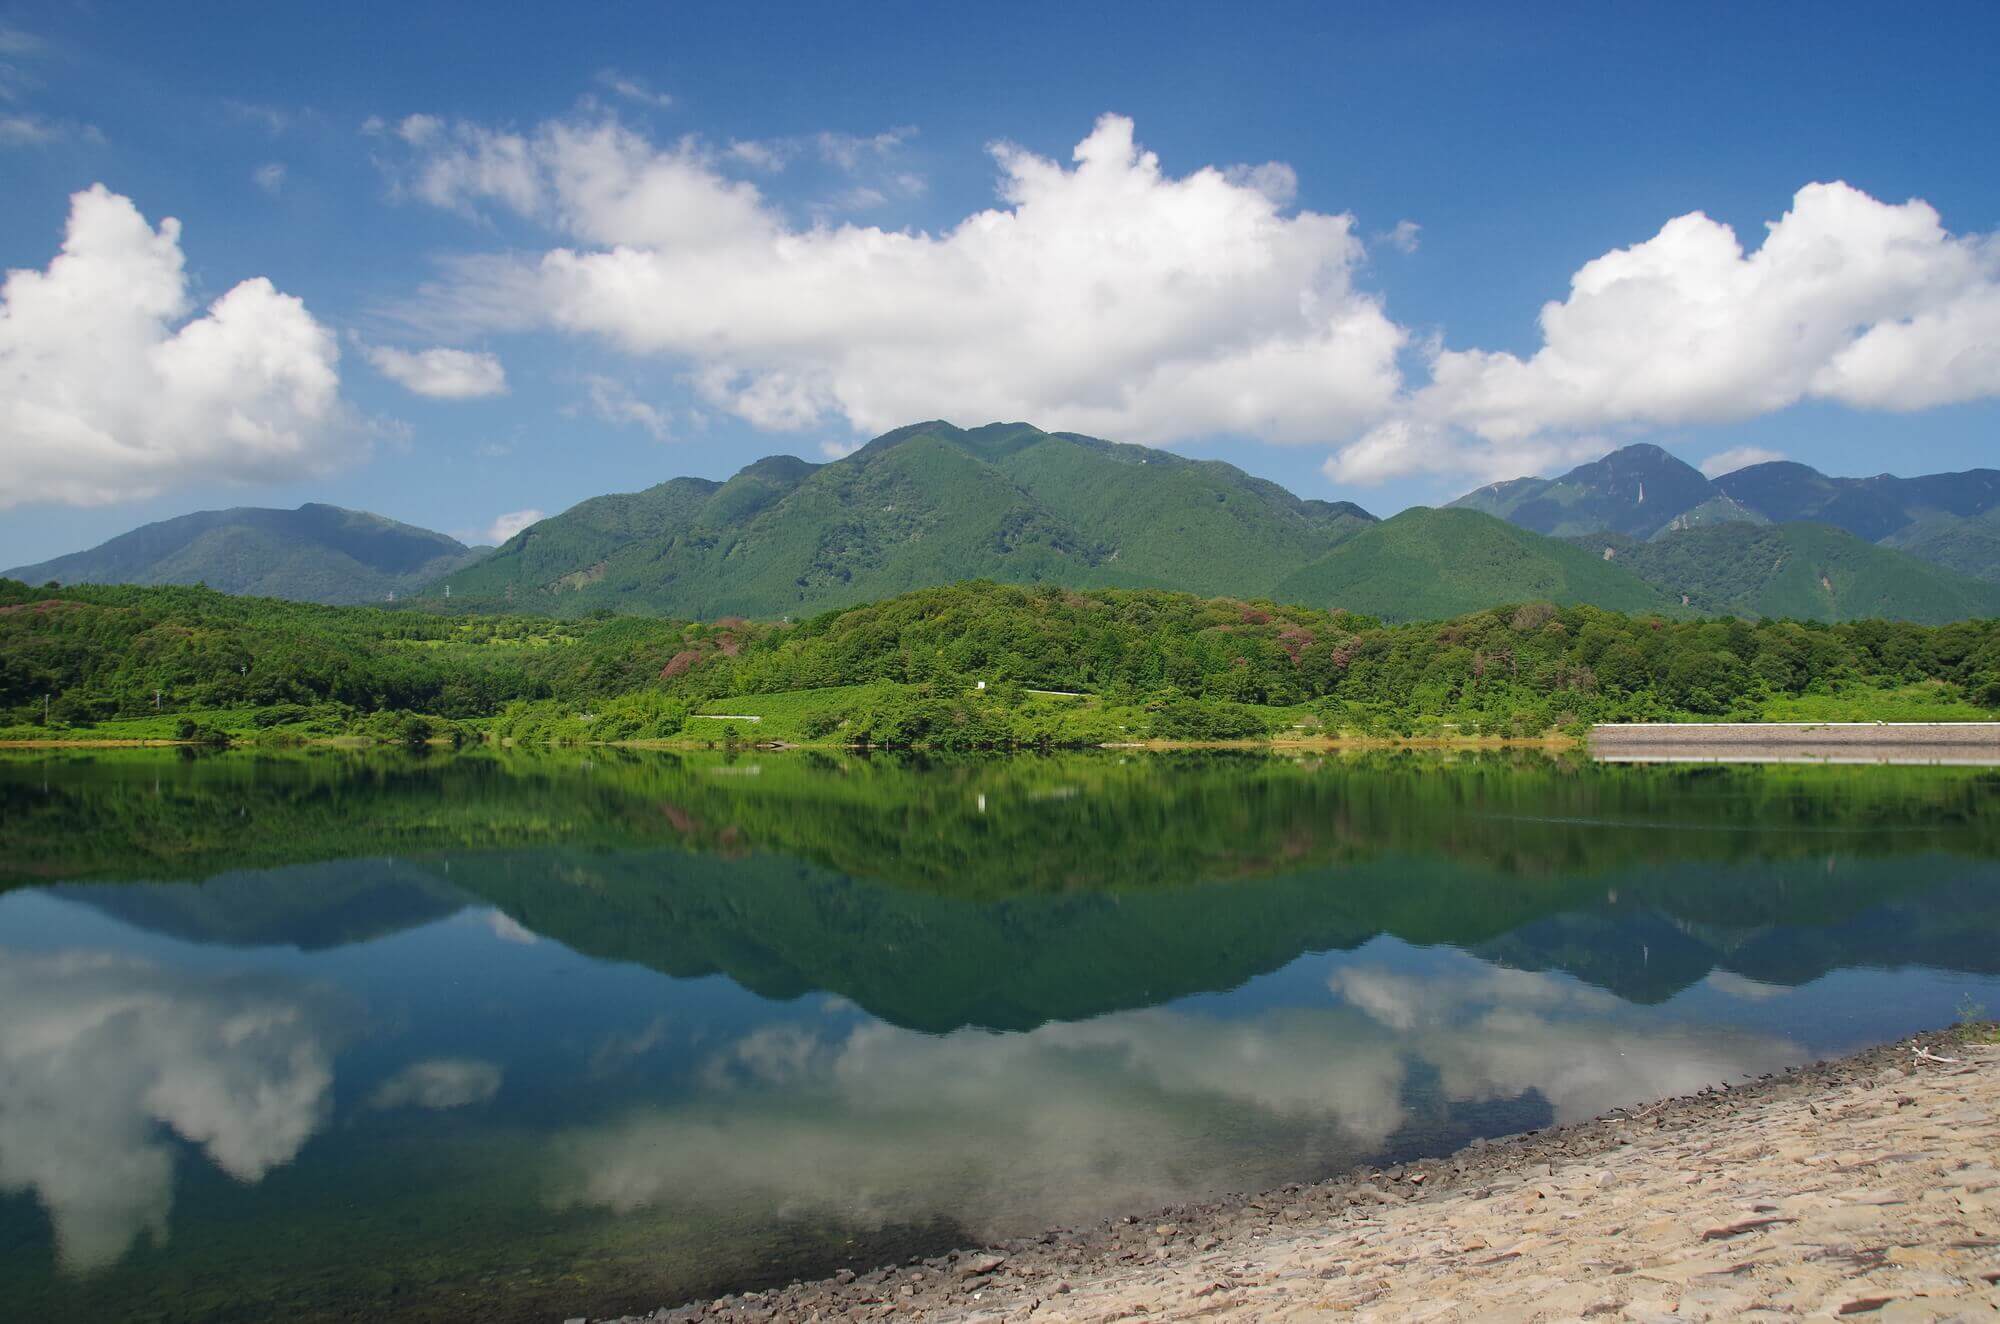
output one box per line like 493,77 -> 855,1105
1591,721 -> 2000,764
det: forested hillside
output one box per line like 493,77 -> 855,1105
1273,508 -> 1672,619
428,421 -> 1380,617
4,578 -> 1995,746
1570,523 -> 2000,623
18,425 -> 2000,626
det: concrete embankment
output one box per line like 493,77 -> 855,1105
1592,721 -> 2000,764
594,1028 -> 2000,1323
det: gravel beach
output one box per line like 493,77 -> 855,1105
584,1027 -> 2000,1323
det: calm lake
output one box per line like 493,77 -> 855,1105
2,748 -> 1998,1320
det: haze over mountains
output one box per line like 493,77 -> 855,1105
4,504 -> 485,606
1450,442 -> 2000,561
11,422 -> 2000,624
1449,442 -> 2000,620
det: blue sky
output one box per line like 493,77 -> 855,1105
3,0 -> 1998,567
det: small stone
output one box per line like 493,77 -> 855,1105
1700,1215 -> 1796,1240
833,1269 -> 856,1286
957,1254 -> 1006,1278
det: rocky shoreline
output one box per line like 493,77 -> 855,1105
579,1026 -> 2000,1323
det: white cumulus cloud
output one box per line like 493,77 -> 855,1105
464,508 -> 545,546
579,373 -> 672,440
1328,181 -> 2000,485
1699,445 -> 1787,478
0,185 -> 343,508
388,112 -> 1407,448
364,343 -> 507,398
1378,219 -> 1421,253
594,69 -> 673,110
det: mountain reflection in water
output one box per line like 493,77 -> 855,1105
0,748 -> 1995,1322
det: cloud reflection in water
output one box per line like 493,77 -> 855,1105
552,947 -> 1802,1240
0,948 -> 336,1273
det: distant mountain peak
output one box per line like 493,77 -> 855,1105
4,504 -> 482,605
1446,442 -> 1710,539
424,420 -> 1380,618
1451,441 -> 2000,587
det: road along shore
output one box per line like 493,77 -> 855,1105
1592,721 -> 2000,765
587,1027 -> 2000,1323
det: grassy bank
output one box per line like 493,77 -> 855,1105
6,578 -> 1997,750
5,679 -> 1989,752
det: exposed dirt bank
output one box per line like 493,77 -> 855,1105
588,1027 -> 2000,1323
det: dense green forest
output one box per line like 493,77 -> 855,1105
1569,522 -> 2000,623
427,421 -> 1381,618
4,577 -> 1997,746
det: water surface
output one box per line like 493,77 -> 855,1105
2,749 -> 1997,1320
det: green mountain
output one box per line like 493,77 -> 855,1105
427,421 -> 1377,617
1881,507 -> 2000,585
1447,443 -> 1718,538
1273,507 -> 1674,621
1570,522 -> 2000,624
1450,446 -> 2000,589
6,503 -> 484,606
1713,461 -> 2000,543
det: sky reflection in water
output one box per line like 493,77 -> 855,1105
0,749 -> 1995,1321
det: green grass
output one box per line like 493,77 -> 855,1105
1758,683 -> 1995,722
686,682 -> 901,741
0,707 -> 268,740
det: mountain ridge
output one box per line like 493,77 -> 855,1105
1452,443 -> 2000,587
6,503 -> 485,606
429,420 -> 1390,618
18,425 -> 2000,625
1568,522 -> 2000,624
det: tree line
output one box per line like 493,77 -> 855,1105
4,577 -> 1996,744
